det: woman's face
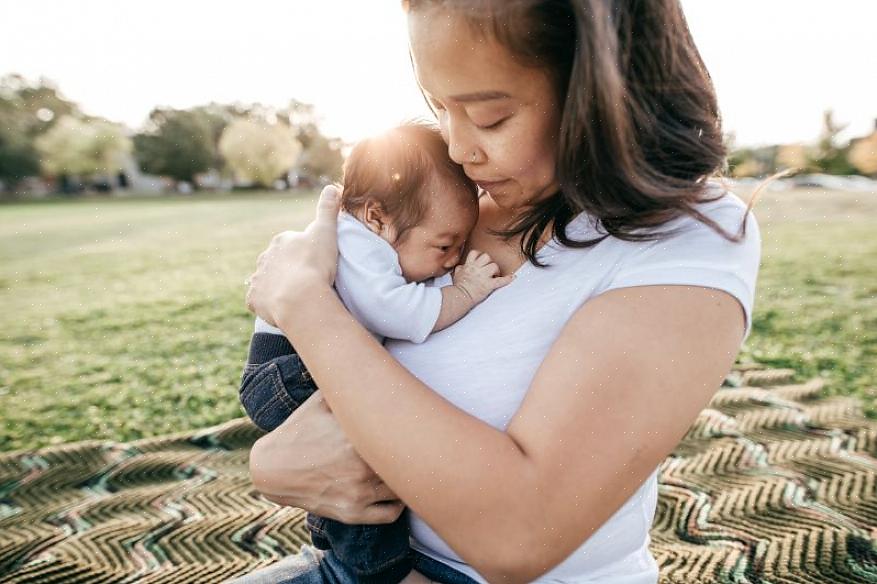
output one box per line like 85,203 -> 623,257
407,8 -> 562,211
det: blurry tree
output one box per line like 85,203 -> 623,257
727,145 -> 777,178
7,74 -> 79,134
278,100 -> 343,181
0,106 -> 40,183
134,108 -> 218,186
219,118 -> 302,187
849,133 -> 877,177
729,156 -> 765,178
36,116 -> 132,176
227,99 -> 343,181
811,109 -> 856,175
0,74 -> 80,186
297,133 -> 344,181
776,143 -> 811,172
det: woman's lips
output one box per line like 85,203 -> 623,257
475,179 -> 509,191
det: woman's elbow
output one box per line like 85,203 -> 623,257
470,527 -> 558,583
476,554 -> 552,584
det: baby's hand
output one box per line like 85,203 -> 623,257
452,250 -> 515,305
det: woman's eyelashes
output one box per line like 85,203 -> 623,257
478,116 -> 510,131
426,96 -> 511,131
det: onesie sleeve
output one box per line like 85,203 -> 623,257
603,193 -> 761,341
334,216 -> 443,344
254,316 -> 285,335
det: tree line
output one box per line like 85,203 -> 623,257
727,110 -> 877,178
0,74 -> 343,194
2,74 -> 874,195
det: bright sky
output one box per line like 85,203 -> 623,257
1,0 -> 874,147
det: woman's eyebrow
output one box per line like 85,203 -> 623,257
450,90 -> 511,103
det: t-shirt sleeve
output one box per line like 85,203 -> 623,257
603,195 -> 761,341
334,220 -> 442,344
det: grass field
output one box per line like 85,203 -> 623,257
1,187 -> 875,452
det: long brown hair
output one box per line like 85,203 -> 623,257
403,0 -> 753,266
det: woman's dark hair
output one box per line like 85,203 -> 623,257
341,120 -> 478,243
403,0 -> 753,266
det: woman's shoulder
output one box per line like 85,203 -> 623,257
565,181 -> 758,248
592,181 -> 762,338
678,181 -> 757,232
657,183 -> 760,258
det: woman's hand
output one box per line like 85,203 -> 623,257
249,390 -> 406,524
245,184 -> 342,327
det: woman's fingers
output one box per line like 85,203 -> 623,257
367,478 -> 400,503
245,286 -> 254,313
244,187 -> 342,321
359,499 -> 406,524
315,184 -> 342,222
308,185 -> 342,244
259,492 -> 404,526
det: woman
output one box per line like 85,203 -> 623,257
239,1 -> 761,583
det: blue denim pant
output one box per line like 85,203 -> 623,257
225,545 -> 480,584
240,333 -> 430,583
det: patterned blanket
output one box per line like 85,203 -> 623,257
2,366 -> 876,583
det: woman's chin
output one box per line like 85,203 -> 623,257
485,190 -> 518,210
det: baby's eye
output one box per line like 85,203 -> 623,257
437,245 -> 451,252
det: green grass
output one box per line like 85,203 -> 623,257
1,187 -> 875,452
735,186 -> 877,413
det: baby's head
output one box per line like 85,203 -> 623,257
341,121 -> 479,282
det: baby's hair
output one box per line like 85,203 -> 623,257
341,120 -> 478,243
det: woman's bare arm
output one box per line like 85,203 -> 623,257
264,277 -> 744,583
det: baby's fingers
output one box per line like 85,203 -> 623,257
482,262 -> 500,277
473,253 -> 493,267
464,250 -> 481,265
489,274 -> 516,289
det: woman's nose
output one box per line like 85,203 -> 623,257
442,116 -> 479,166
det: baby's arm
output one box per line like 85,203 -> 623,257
433,250 -> 514,332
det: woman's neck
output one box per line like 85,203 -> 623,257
470,196 -> 557,276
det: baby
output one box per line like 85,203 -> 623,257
239,121 -> 511,583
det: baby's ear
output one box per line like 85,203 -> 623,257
362,199 -> 387,235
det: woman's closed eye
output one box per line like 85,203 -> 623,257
477,116 -> 510,131
427,95 -> 510,131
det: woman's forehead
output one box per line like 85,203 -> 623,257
407,9 -> 542,99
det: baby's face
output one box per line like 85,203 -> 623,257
394,194 -> 478,282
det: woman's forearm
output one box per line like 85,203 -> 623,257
275,284 -> 536,573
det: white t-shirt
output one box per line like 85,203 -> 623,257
255,211 -> 443,343
385,187 -> 761,583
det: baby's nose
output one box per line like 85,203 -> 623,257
443,252 -> 461,269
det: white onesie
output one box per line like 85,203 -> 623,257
254,211 -> 443,344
